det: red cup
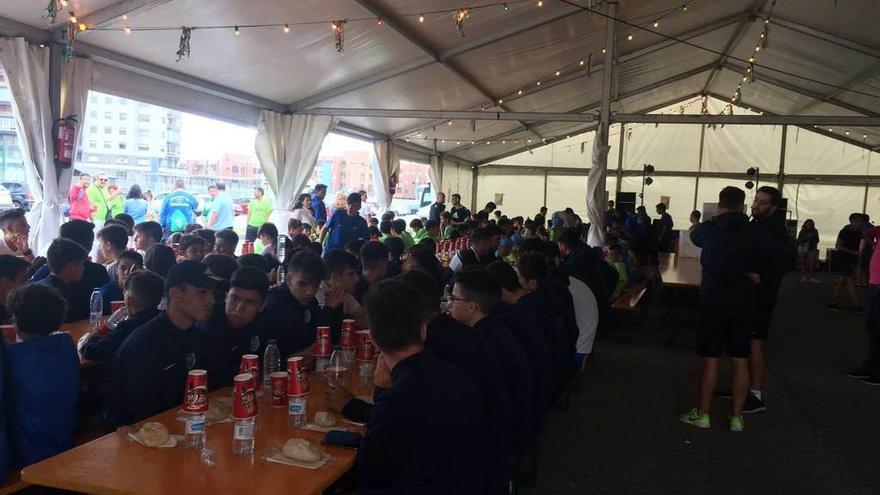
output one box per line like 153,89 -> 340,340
110,301 -> 125,313
314,326 -> 332,357
0,324 -> 17,344
341,319 -> 356,349
232,373 -> 258,419
270,371 -> 288,407
356,330 -> 375,362
286,356 -> 309,396
239,354 -> 260,394
182,369 -> 209,413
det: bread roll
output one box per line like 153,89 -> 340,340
206,401 -> 230,423
139,422 -> 170,447
281,438 -> 322,463
313,411 -> 336,427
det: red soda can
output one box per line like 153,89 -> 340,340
313,326 -> 332,357
232,373 -> 258,419
270,371 -> 288,407
239,354 -> 261,394
110,301 -> 125,313
356,330 -> 375,362
244,241 -> 254,255
286,356 -> 309,396
182,369 -> 209,413
341,319 -> 356,349
0,324 -> 16,344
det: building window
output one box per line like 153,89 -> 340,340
119,142 -> 127,150
138,144 -> 149,152
137,158 -> 150,166
104,141 -> 112,149
88,140 -> 97,148
138,114 -> 150,123
231,165 -> 240,173
138,129 -> 149,138
104,126 -> 112,134
89,95 -> 97,104
104,112 -> 113,119
119,99 -> 127,106
89,126 -> 97,133
104,96 -> 112,104
119,113 -> 127,121
90,111 -> 98,119
119,127 -> 127,136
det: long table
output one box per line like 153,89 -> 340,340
656,253 -> 701,288
22,367 -> 373,495
59,320 -> 96,367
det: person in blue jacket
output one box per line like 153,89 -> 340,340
355,279 -> 487,494
451,267 -> 536,459
37,238 -> 91,322
4,284 -> 79,467
159,179 -> 198,240
107,261 -> 227,427
99,250 -> 143,315
311,184 -> 328,224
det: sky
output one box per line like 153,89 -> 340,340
180,113 -> 372,161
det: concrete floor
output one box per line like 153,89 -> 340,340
532,272 -> 880,495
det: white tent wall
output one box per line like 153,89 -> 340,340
439,161 -> 473,208
620,175 -> 696,228
784,128 -> 874,176
546,175 -> 589,219
622,123 -> 701,171
476,171 -> 545,219
785,182 -> 867,255
702,124 -> 783,174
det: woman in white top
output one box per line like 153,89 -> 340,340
290,193 -> 316,226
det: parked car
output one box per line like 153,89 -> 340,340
2,182 -> 33,211
233,197 -> 249,216
0,185 -> 16,212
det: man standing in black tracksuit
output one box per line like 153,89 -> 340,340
108,261 -> 228,428
355,280 -> 487,494
744,186 -> 792,413
680,186 -> 761,433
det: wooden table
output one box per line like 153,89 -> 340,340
59,320 -> 96,368
22,368 -> 373,495
657,253 -> 702,288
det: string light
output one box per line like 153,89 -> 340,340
536,80 -> 541,86
845,130 -> 850,135
122,14 -> 127,21
517,89 -> 523,95
537,0 -> 543,6
124,26 -> 131,34
864,134 -> 869,139
555,70 -> 560,76
601,48 -> 606,54
653,20 -> 659,27
234,25 -> 240,35
78,23 -> 87,31
456,141 -> 461,144
283,24 -> 290,33
502,3 -> 509,11
497,99 -> 503,104
627,34 -> 633,40
579,59 -> 585,66
377,17 -> 383,26
68,12 -> 76,23
447,121 -> 453,126
418,14 -> 424,22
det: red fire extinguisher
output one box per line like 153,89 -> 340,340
53,115 -> 78,168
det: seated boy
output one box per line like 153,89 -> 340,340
194,229 -> 216,253
319,250 -> 367,328
133,221 -> 163,252
392,219 -> 414,250
28,220 -> 109,291
38,238 -> 90,322
215,266 -> 272,384
354,279 -> 487,494
178,233 -> 207,262
354,241 -> 390,303
288,218 -> 304,239
5,284 -> 79,466
108,261 -> 227,427
97,224 -> 129,274
258,222 -> 279,258
100,250 -> 143,315
603,243 -> 629,300
0,254 -> 30,323
264,250 -> 332,357
214,229 -> 239,257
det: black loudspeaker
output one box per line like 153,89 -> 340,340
616,192 -> 637,214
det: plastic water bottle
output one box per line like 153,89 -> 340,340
233,417 -> 255,455
184,412 -> 206,449
288,396 -> 308,428
89,289 -> 103,332
105,306 -> 128,331
262,340 -> 280,389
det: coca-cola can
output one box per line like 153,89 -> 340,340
270,371 -> 288,407
232,373 -> 258,419
286,356 -> 309,396
0,324 -> 16,344
314,326 -> 332,357
356,330 -> 375,362
110,301 -> 125,313
239,354 -> 260,394
341,319 -> 356,349
182,369 -> 209,413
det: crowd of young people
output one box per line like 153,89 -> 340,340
0,185 -> 627,494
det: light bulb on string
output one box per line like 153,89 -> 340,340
845,130 -> 850,135
755,45 -> 760,52
447,121 -> 453,126
517,89 -> 523,95
503,3 -> 509,12
527,139 -> 532,143
419,14 -> 425,23
234,25 -> 240,36
470,141 -> 475,145
579,59 -> 585,66
502,140 -> 506,144
864,134 -> 868,139
456,141 -> 461,144
536,80 -> 541,86
682,5 -> 688,11
601,48 -> 606,54
497,99 -> 503,104
124,26 -> 131,34
653,21 -> 659,28
627,34 -> 633,40
377,18 -> 383,26
283,24 -> 290,33
122,14 -> 127,21
537,0 -> 543,6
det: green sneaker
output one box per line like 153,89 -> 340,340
678,408 -> 710,429
729,416 -> 745,432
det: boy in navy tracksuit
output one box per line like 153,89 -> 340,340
213,266 -> 272,385
108,261 -> 227,427
451,267 -> 535,461
4,284 -> 79,466
680,186 -> 762,432
355,279 -> 487,494
37,238 -> 91,322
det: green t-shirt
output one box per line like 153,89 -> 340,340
443,225 -> 455,240
399,230 -> 415,250
87,184 -> 112,221
108,195 -> 124,217
248,197 -> 273,227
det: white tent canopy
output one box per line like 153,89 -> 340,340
0,0 -> 878,248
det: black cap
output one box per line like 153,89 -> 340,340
164,261 -> 218,292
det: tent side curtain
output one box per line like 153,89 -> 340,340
92,62 -> 261,128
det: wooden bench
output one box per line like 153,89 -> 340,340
612,280 -> 648,311
0,471 -> 28,495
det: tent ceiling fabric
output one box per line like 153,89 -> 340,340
1,0 -> 879,165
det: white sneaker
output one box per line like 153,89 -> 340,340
810,278 -> 820,283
